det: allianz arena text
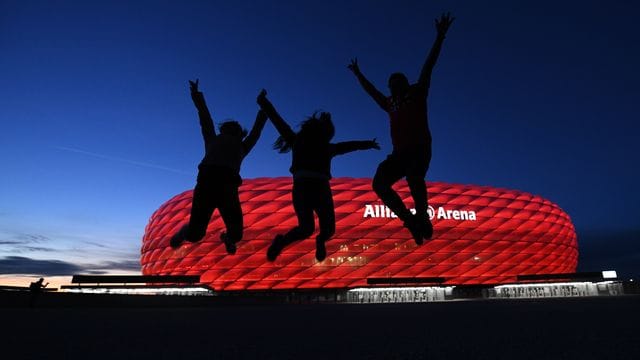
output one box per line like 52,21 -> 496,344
141,177 -> 577,290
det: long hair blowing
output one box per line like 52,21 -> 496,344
219,121 -> 248,138
273,111 -> 334,153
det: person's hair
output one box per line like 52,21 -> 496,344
219,120 -> 248,138
274,111 -> 334,153
388,72 -> 409,85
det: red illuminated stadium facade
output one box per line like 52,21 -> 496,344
141,178 -> 578,291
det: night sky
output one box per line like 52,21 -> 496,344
1,0 -> 638,285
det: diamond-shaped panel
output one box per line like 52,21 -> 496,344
141,178 -> 578,290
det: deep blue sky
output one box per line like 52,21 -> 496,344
1,0 -> 638,281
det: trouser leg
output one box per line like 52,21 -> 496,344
282,180 -> 315,245
406,146 -> 433,239
315,183 -> 335,243
407,176 -> 427,219
218,185 -> 243,243
314,182 -> 335,261
267,179 -> 315,261
186,182 -> 217,242
372,157 -> 411,221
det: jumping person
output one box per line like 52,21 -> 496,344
170,80 -> 268,254
348,12 -> 454,244
257,90 -> 379,262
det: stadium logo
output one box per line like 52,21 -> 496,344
364,204 -> 477,221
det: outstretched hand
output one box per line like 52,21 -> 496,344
435,12 -> 455,36
189,79 -> 199,92
370,138 -> 380,150
347,58 -> 360,74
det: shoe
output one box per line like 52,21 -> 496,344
170,235 -> 183,249
185,231 -> 202,243
267,235 -> 285,262
404,216 -> 424,245
220,232 -> 237,255
170,227 -> 187,248
315,239 -> 326,262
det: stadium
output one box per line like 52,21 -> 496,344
141,177 -> 578,292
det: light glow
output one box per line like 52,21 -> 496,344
63,287 -> 213,295
349,286 -> 455,292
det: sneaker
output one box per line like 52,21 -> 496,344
185,232 -> 202,244
220,232 -> 237,255
404,216 -> 424,245
170,234 -> 183,249
267,235 -> 285,262
170,227 -> 187,248
315,239 -> 327,262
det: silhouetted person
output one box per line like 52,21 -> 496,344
171,80 -> 268,254
257,90 -> 379,261
348,12 -> 454,244
29,277 -> 48,307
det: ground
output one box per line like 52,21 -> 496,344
1,292 -> 639,359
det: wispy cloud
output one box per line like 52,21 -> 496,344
12,246 -> 57,253
97,260 -> 142,272
53,145 -> 191,175
0,256 -> 141,276
0,256 -> 88,276
0,232 -> 58,254
0,241 -> 22,245
0,230 -> 139,264
14,233 -> 50,242
80,240 -> 109,249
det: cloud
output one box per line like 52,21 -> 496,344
80,241 -> 109,249
0,241 -> 22,245
0,232 -> 50,244
0,256 -> 141,276
0,232 -> 59,254
14,233 -> 50,242
53,146 -> 191,175
14,246 -> 57,253
97,260 -> 142,272
0,256 -> 87,276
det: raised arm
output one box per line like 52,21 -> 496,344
331,138 -> 380,157
348,58 -> 389,112
189,79 -> 216,145
256,89 -> 296,144
417,13 -> 454,90
242,109 -> 268,155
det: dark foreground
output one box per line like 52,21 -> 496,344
2,292 -> 639,360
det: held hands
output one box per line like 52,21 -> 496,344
347,58 -> 360,74
189,79 -> 199,93
257,89 -> 269,107
435,12 -> 455,37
